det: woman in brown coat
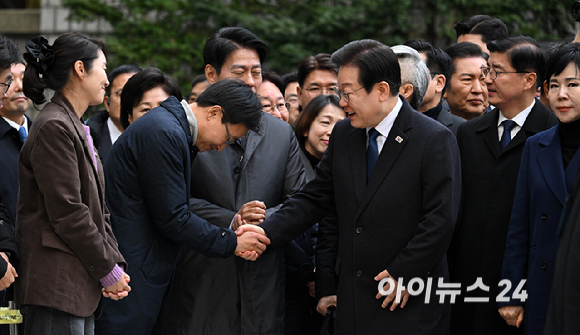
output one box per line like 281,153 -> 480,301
16,33 -> 128,335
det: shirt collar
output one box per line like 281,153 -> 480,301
497,99 -> 536,128
367,96 -> 403,137
2,115 -> 28,131
181,99 -> 198,145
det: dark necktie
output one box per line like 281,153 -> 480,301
366,128 -> 380,183
500,120 -> 517,151
18,126 -> 27,143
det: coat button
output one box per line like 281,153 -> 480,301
355,227 -> 363,234
540,261 -> 548,270
89,266 -> 94,271
356,270 -> 362,277
221,231 -> 227,237
541,212 -> 547,220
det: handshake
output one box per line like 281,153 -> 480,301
233,200 -> 271,261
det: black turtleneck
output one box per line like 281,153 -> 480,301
301,142 -> 321,169
560,118 -> 580,170
424,100 -> 443,120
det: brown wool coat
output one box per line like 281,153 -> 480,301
15,92 -> 126,318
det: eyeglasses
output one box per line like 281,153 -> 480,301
480,66 -> 531,80
0,78 -> 12,94
262,103 -> 287,112
223,122 -> 237,145
304,86 -> 337,95
334,86 -> 364,103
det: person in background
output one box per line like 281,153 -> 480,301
297,53 -> 339,109
499,42 -> 580,335
455,15 -> 509,55
284,94 -> 345,335
391,44 -> 430,110
260,72 -> 288,121
17,33 -> 129,335
283,72 -> 300,125
86,64 -> 140,164
405,40 -> 465,136
187,74 -> 210,104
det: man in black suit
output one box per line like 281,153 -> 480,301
243,39 -> 461,335
86,64 -> 140,164
448,36 -> 558,335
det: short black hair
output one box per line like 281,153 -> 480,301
190,74 -> 208,89
120,67 -> 183,129
297,53 -> 339,88
262,72 -> 284,94
196,79 -> 262,133
107,64 -> 141,94
282,72 -> 298,92
331,39 -> 400,96
203,27 -> 268,75
404,40 -> 434,53
487,36 -> 545,88
0,34 -> 20,72
546,42 -> 580,84
445,42 -> 488,84
454,15 -> 508,44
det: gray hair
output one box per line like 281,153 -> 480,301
391,45 -> 430,110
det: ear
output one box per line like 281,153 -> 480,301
523,72 -> 537,91
377,81 -> 390,102
128,113 -> 133,124
297,86 -> 302,100
435,74 -> 446,93
73,60 -> 86,78
543,80 -> 549,100
205,64 -> 218,85
206,105 -> 222,120
104,96 -> 110,111
399,83 -> 413,101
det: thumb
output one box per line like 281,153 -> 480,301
374,269 -> 389,281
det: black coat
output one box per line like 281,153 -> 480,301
0,198 -> 17,275
261,98 -> 461,335
544,168 -> 580,335
86,109 -> 113,165
449,101 -> 557,335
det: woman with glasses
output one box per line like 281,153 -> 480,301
17,33 -> 129,335
119,67 -> 182,129
499,42 -> 580,335
284,94 -> 345,335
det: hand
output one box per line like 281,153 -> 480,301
234,201 -> 266,229
499,306 -> 524,328
102,272 -> 131,301
316,295 -> 337,316
234,223 -> 270,261
375,269 -> 410,311
0,252 -> 17,290
307,281 -> 315,298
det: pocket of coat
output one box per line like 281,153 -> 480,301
41,230 -> 77,256
140,238 -> 176,286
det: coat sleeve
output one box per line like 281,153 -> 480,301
138,128 -> 237,258
315,216 -> 339,299
498,140 -> 532,308
387,127 -> 461,280
30,119 -> 119,280
0,199 -> 17,270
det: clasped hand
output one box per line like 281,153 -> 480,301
233,201 -> 270,261
102,272 -> 131,301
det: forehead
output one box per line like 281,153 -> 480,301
11,63 -> 25,74
337,66 -> 360,87
191,81 -> 210,93
1,67 -> 11,81
488,52 -> 511,69
453,57 -> 487,74
304,69 -> 338,85
457,34 -> 485,47
551,62 -> 580,79
223,48 -> 261,69
111,72 -> 136,90
259,81 -> 283,99
139,86 -> 170,104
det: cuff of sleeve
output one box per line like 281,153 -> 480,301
100,264 -> 123,287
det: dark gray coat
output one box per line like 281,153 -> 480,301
165,113 -> 305,335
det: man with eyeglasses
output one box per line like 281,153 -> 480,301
246,39 -> 461,335
297,53 -> 339,109
259,72 -> 288,121
86,64 -> 140,165
448,36 -> 557,335
164,27 -> 306,335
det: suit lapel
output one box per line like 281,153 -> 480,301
537,126 -> 567,206
349,127 -> 367,204
357,102 -> 412,215
240,114 -> 266,171
479,109 -> 501,159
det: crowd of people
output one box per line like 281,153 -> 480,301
1,12 -> 580,335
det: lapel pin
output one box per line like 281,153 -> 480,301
395,136 -> 403,143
